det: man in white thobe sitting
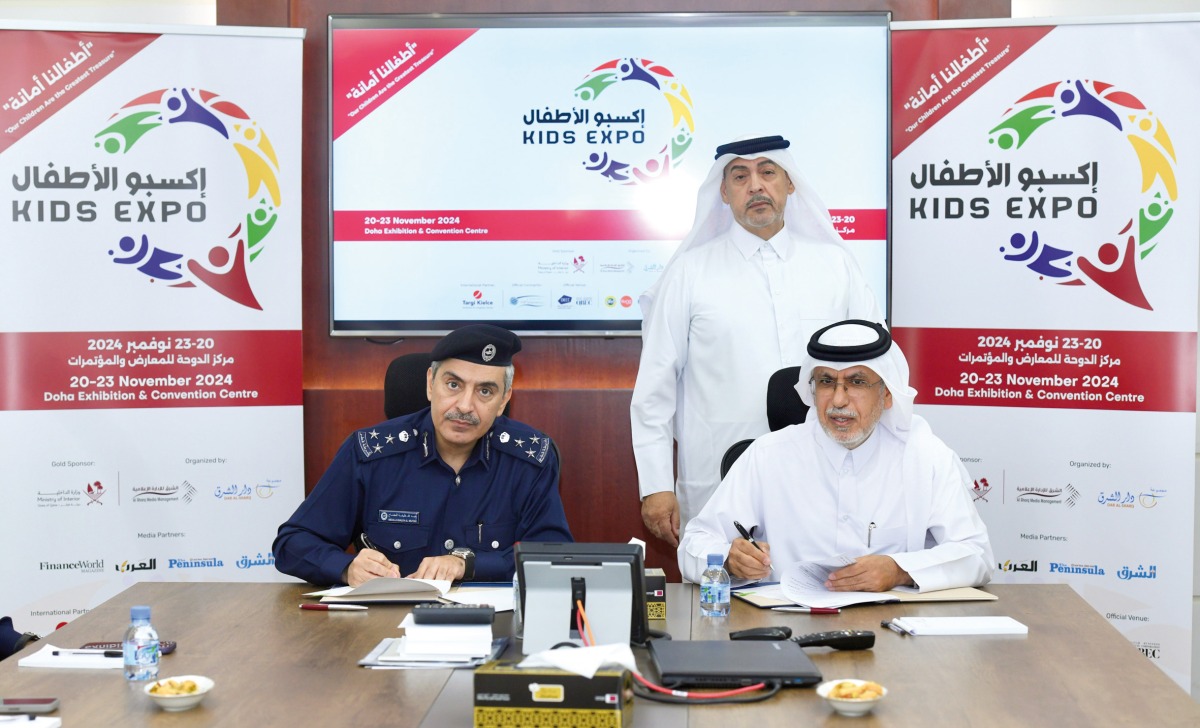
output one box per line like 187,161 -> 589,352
679,320 -> 993,592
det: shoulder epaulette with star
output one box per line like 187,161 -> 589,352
354,414 -> 422,462
491,419 -> 554,467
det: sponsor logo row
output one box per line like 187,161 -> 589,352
971,478 -> 1166,510
997,558 -> 1159,582
39,551 -> 277,575
35,479 -> 286,508
461,287 -> 638,311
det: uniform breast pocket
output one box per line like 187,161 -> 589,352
369,522 -> 431,558
867,524 -> 908,554
465,520 -> 517,552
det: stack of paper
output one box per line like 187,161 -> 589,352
307,577 -> 451,604
393,613 -> 494,661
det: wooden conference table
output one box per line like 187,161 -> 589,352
3,581 -> 1197,727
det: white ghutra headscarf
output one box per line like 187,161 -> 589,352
640,134 -> 847,315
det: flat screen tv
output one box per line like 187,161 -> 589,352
329,12 -> 890,336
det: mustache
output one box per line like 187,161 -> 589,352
744,191 -> 772,209
825,407 -> 857,419
445,410 -> 480,426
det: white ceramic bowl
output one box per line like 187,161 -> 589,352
816,678 -> 887,717
144,675 -> 214,712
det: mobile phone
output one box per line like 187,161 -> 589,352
80,640 -> 176,654
0,697 -> 60,713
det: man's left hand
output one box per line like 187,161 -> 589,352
825,555 -> 911,592
407,555 -> 467,581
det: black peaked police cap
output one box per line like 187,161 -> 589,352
431,324 -> 522,367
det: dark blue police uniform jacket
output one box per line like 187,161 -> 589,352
274,408 -> 572,585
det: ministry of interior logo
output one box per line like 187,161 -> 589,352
989,79 -> 1177,310
94,87 -> 282,309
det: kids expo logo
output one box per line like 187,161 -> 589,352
561,58 -> 694,185
989,79 -> 1177,310
95,86 -> 281,310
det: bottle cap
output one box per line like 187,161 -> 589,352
131,605 -> 151,620
707,554 -> 724,567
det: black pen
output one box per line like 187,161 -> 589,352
360,533 -> 377,551
881,620 -> 908,637
733,520 -> 763,552
54,649 -> 122,657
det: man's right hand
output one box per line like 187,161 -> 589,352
344,548 -> 400,587
725,538 -> 772,580
641,491 -> 680,547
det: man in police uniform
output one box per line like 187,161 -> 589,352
274,324 -> 572,586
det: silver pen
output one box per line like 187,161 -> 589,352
867,521 -> 876,548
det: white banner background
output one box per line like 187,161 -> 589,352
892,18 -> 1198,689
0,23 -> 304,636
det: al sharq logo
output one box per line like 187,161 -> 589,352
522,57 -> 695,185
93,86 -> 282,309
988,79 -> 1178,310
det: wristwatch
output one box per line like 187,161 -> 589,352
450,547 -> 475,580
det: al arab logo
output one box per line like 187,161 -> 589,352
94,87 -> 282,310
575,59 -> 694,184
989,79 -> 1177,310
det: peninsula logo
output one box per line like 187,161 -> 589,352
94,87 -> 282,309
988,80 -> 1177,310
1048,562 -> 1104,576
168,556 -> 224,569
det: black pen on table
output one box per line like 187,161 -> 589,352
733,520 -> 763,552
881,620 -> 909,637
53,649 -> 122,657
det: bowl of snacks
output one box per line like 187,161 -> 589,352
144,675 -> 214,712
816,678 -> 886,717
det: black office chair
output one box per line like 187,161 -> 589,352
719,365 -> 809,479
383,352 -> 434,419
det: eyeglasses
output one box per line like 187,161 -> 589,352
809,374 -> 884,395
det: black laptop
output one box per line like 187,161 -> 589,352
648,639 -> 823,688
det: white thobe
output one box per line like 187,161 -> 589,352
631,222 -> 882,528
678,416 -> 994,591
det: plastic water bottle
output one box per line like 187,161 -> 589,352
123,605 -> 160,681
699,554 -> 731,617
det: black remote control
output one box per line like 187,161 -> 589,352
729,626 -> 793,641
411,603 -> 495,625
791,630 -> 875,650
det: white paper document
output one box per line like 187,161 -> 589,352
17,643 -> 123,669
889,616 -> 1027,636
